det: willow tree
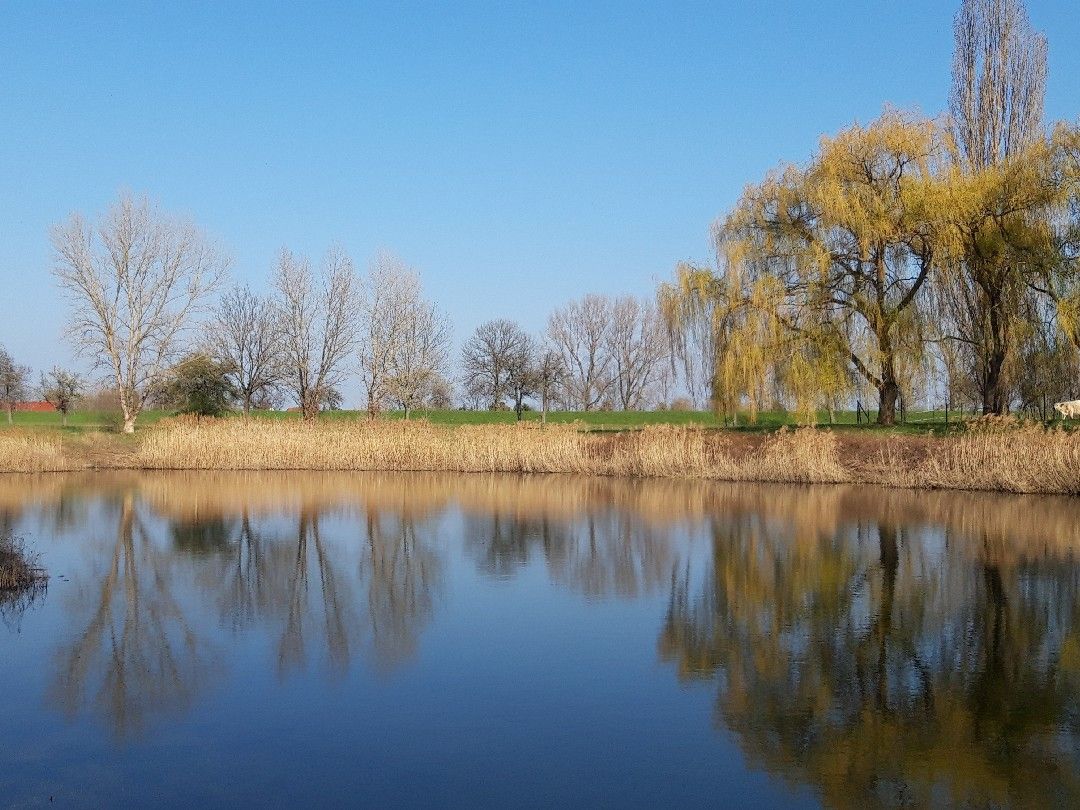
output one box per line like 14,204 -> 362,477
943,0 -> 1049,413
658,263 -> 724,411
660,262 -> 796,423
709,111 -> 949,425
1047,123 -> 1080,355
934,132 -> 1071,413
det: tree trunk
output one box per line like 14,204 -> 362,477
5,406 -> 11,425
61,411 -> 68,428
980,281 -> 1012,415
119,388 -> 138,433
875,337 -> 900,425
301,392 -> 319,421
877,376 -> 899,426
981,347 -> 1009,415
404,404 -> 411,420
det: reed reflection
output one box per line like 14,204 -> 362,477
659,502 -> 1080,807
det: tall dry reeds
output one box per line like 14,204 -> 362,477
137,418 -> 850,484
0,432 -> 71,473
921,420 -> 1080,494
2,415 -> 1078,495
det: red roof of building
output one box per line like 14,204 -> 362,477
14,401 -> 57,412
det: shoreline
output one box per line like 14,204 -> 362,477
0,418 -> 1075,496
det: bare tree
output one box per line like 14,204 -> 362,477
41,367 -> 84,427
383,295 -> 451,420
606,296 -> 669,410
535,348 -> 563,424
207,284 -> 281,416
951,0 -> 1047,171
273,246 -> 359,420
426,374 -> 455,409
51,193 -> 227,432
461,319 -> 531,411
0,347 -> 30,425
505,333 -> 539,421
546,294 -> 613,411
358,253 -> 419,418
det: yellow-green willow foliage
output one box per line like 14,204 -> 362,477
658,263 -> 787,424
664,109 -> 951,425
1049,123 -> 1080,352
932,128 -> 1075,414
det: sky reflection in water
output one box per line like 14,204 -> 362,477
2,472 -> 1079,808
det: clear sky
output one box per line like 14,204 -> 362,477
2,1 -> 1079,398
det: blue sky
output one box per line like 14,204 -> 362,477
2,1 -> 1079,395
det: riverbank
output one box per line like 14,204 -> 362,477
0,417 -> 1074,494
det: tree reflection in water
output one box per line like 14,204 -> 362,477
659,506 -> 1080,807
361,500 -> 441,669
465,507 -> 672,598
49,491 -> 214,739
15,469 -> 1080,796
191,490 -> 442,674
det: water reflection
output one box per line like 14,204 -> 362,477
2,473 -> 1080,804
49,490 -> 215,738
659,494 -> 1080,807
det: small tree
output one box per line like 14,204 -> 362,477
41,368 -> 84,427
546,294 -> 613,411
0,348 -> 30,426
505,334 -> 539,421
427,375 -> 455,409
207,284 -> 281,416
158,354 -> 235,417
273,246 -> 360,420
461,319 -> 531,411
382,281 -> 451,420
358,253 -> 416,418
535,349 -> 563,425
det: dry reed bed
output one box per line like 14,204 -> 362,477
136,417 -> 1080,494
137,419 -> 851,483
0,432 -> 72,473
4,417 -> 1080,495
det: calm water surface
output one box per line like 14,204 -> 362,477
2,472 -> 1079,808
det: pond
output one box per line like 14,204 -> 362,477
1,472 -> 1078,808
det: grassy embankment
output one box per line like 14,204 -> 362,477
0,408 -> 1075,494
0,406 -> 979,433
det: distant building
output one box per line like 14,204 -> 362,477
14,401 -> 57,413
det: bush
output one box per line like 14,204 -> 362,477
0,535 -> 47,626
0,534 -> 46,590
